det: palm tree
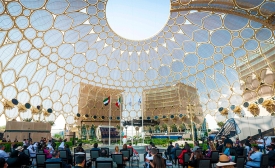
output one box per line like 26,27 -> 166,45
85,125 -> 90,140
161,124 -> 168,132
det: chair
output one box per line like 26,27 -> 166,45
178,153 -> 190,168
235,156 -> 245,168
90,150 -> 100,167
101,147 -> 109,156
260,154 -> 269,168
36,154 -> 46,168
112,154 -> 126,168
45,162 -> 62,168
23,149 -> 30,157
175,149 -> 182,165
128,147 -> 133,157
96,161 -> 113,168
59,150 -> 68,163
243,148 -> 247,157
157,153 -> 163,157
210,151 -> 219,167
198,159 -> 211,168
120,149 -> 131,166
38,150 -> 44,154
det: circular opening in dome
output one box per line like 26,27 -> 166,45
106,0 -> 170,41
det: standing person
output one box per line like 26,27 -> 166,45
149,154 -> 166,168
236,137 -> 240,146
246,146 -> 262,168
256,136 -> 265,153
165,142 -> 174,160
64,144 -> 72,164
245,136 -> 252,156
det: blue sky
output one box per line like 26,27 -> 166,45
106,0 -> 170,40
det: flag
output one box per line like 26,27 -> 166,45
138,98 -> 141,106
115,97 -> 121,108
103,96 -> 110,106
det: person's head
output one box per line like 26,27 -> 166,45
194,150 -> 203,160
267,145 -> 274,151
149,142 -> 153,145
0,145 -> 4,150
100,149 -> 107,157
247,136 -> 251,140
93,143 -> 98,148
184,144 -> 191,152
52,150 -> 60,158
226,143 -> 232,148
194,141 -> 198,146
253,145 -> 259,151
0,158 -> 8,168
76,146 -> 84,152
169,141 -> 172,145
209,141 -> 216,151
129,143 -> 132,146
65,144 -> 69,149
152,143 -> 156,148
78,143 -> 82,147
115,146 -> 119,152
216,154 -> 235,168
152,155 -> 165,168
236,137 -> 239,140
75,155 -> 85,167
150,148 -> 158,156
175,143 -> 179,148
123,144 -> 127,149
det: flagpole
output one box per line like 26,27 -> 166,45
109,97 -> 111,146
120,97 -> 122,146
141,95 -> 144,145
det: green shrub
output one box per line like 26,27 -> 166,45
1,142 -> 23,152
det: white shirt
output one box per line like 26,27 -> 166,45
258,139 -> 264,147
47,144 -> 54,154
27,145 -> 36,157
145,153 -> 154,161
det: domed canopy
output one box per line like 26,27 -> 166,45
0,0 -> 274,126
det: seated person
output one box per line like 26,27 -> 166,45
206,141 -> 216,158
223,143 -> 235,161
189,150 -> 203,167
127,143 -> 138,155
145,148 -> 158,168
246,145 -> 262,168
267,145 -> 275,167
0,145 -> 9,161
91,143 -> 100,151
113,146 -> 121,154
216,154 -> 236,168
100,149 -> 108,157
0,158 -> 8,168
74,155 -> 85,168
75,146 -> 85,154
46,150 -> 70,168
170,143 -> 181,162
42,144 -> 52,159
178,144 -> 191,164
149,154 -> 165,168
65,144 -> 72,164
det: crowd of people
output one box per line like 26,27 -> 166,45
0,137 -> 84,168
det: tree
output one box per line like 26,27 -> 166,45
54,134 -> 61,139
161,124 -> 167,132
217,122 -> 225,128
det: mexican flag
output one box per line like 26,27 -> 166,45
115,97 -> 121,108
103,96 -> 110,106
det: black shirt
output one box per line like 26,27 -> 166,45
245,139 -> 251,147
268,150 -> 275,166
223,137 -> 233,146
